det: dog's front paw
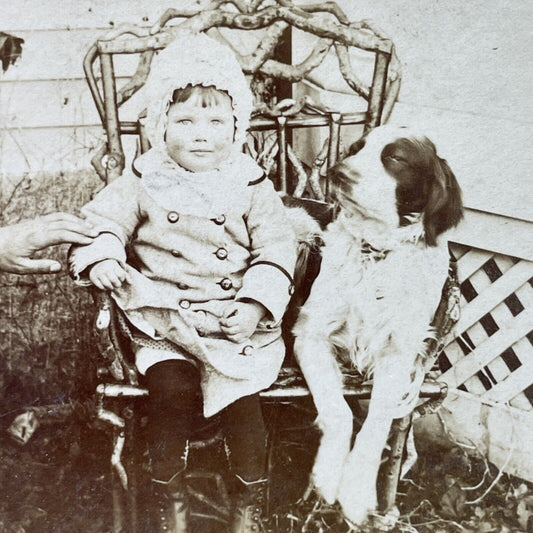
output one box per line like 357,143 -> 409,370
337,448 -> 378,525
312,430 -> 350,504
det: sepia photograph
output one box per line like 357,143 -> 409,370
0,1 -> 532,531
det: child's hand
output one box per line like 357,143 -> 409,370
89,259 -> 129,291
220,301 -> 266,344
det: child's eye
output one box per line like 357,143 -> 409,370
176,119 -> 192,125
211,119 -> 223,125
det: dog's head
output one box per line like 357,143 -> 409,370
328,125 -> 463,246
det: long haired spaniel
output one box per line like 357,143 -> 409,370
292,125 -> 463,525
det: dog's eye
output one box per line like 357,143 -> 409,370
384,154 -> 406,164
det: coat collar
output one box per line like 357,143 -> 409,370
132,148 -> 264,216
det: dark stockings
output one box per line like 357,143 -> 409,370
145,359 -> 267,482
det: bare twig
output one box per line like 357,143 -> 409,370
465,402 -> 517,505
334,43 -> 370,99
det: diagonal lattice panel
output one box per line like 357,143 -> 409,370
440,243 -> 533,409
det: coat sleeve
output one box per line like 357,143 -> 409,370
236,178 -> 297,323
69,174 -> 143,284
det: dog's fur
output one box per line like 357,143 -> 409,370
292,125 -> 463,525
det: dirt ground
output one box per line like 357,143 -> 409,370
1,398 -> 533,533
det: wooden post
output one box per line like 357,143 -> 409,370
138,120 -> 151,154
325,112 -> 342,199
378,414 -> 412,513
100,52 -> 125,182
277,116 -> 288,193
366,51 -> 391,133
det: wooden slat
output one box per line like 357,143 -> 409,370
465,322 -> 495,387
493,254 -> 516,276
485,355 -> 511,387
510,392 -> 533,412
441,308 -> 533,388
449,242 -> 470,261
509,337 -> 533,411
1,79 -> 145,129
441,339 -> 467,365
0,29 -> 142,82
468,266 -> 492,295
483,297 -> 517,384
1,0 -> 205,31
458,322 -> 492,393
456,248 -> 492,282
449,210 -> 533,262
490,297 -> 514,328
484,359 -> 533,403
0,125 -> 103,175
462,322 -> 487,351
515,282 -> 533,309
0,127 -> 137,176
508,336 -> 533,369
463,374 -> 489,395
483,334 -> 533,405
454,260 -> 533,335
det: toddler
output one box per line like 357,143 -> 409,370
70,33 -> 297,533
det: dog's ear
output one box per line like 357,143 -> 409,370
424,156 -> 463,246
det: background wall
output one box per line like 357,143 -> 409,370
291,0 -> 532,261
333,0 -> 532,223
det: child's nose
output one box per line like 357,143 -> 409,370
192,121 -> 210,141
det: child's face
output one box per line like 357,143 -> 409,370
165,91 -> 235,172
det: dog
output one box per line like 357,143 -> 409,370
292,125 -> 463,525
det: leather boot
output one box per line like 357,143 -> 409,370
230,475 -> 268,533
151,472 -> 189,533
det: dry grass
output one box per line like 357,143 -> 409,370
0,169 -> 103,421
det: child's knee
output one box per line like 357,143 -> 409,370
144,356 -> 201,407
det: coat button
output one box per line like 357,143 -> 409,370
215,247 -> 228,260
167,211 -> 179,223
177,282 -> 189,290
171,250 -> 181,258
241,345 -> 254,356
212,214 -> 226,225
179,299 -> 191,309
218,278 -> 233,290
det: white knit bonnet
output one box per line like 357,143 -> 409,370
144,32 -> 253,152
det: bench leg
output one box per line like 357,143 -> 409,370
378,413 -> 412,513
110,412 -> 142,533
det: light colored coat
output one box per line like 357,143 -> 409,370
71,148 -> 297,416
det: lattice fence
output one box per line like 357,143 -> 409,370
439,243 -> 533,411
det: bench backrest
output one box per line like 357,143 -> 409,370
83,1 -> 401,199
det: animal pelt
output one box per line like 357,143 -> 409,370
291,125 -> 463,526
281,196 -> 331,299
280,197 -> 329,358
